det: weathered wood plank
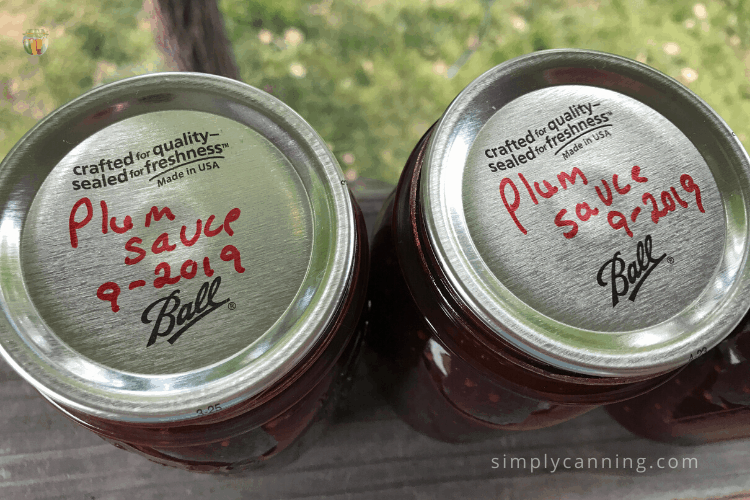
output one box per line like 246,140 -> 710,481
0,181 -> 748,499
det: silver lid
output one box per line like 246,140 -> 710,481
0,73 -> 355,421
422,50 -> 750,376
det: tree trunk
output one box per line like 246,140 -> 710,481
148,0 -> 240,80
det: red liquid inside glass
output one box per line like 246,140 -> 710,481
366,128 -> 679,442
47,196 -> 369,472
607,323 -> 750,444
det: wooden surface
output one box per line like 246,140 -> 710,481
1,179 -> 749,500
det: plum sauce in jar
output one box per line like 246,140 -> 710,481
0,73 -> 368,472
606,318 -> 750,444
366,50 -> 750,443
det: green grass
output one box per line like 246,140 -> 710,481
2,0 -> 750,183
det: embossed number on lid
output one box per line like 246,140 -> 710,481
421,50 -> 750,376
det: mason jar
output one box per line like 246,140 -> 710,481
0,73 -> 368,472
366,49 -> 750,442
607,319 -> 750,444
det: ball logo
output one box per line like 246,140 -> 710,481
596,234 -> 667,307
23,29 -> 48,56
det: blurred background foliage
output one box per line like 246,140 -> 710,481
1,0 -> 750,183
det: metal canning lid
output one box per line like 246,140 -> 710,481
0,73 -> 356,421
421,49 -> 750,377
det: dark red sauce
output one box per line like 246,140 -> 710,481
366,128 -> 679,442
46,195 -> 369,472
607,322 -> 750,444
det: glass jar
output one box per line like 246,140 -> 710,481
607,321 -> 750,444
366,50 -> 750,442
0,73 -> 368,472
